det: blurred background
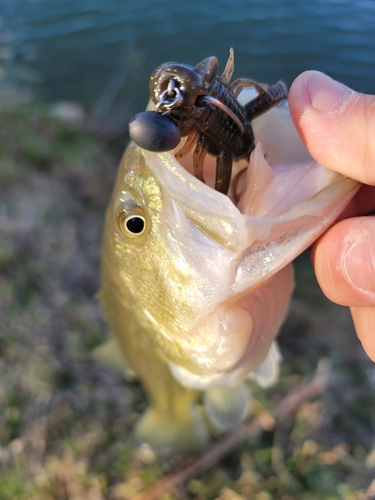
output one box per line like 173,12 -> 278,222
2,0 -> 375,135
1,1 -> 375,499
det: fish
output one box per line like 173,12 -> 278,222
97,88 -> 359,457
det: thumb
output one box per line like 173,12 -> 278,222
289,71 -> 375,186
312,217 -> 375,307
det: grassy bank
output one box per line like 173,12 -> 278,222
0,104 -> 374,499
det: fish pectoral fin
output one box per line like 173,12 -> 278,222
248,341 -> 283,388
91,337 -> 137,380
203,382 -> 251,433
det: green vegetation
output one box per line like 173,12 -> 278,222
0,104 -> 374,499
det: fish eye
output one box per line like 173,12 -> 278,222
117,207 -> 147,239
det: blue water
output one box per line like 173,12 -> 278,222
1,0 -> 375,131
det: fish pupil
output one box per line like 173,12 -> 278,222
126,216 -> 145,234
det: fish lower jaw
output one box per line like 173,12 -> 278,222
168,305 -> 254,388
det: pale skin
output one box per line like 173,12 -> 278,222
289,70 -> 375,362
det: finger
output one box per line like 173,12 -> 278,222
312,217 -> 375,307
289,71 -> 375,185
351,307 -> 375,362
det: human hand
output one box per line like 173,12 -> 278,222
289,71 -> 375,362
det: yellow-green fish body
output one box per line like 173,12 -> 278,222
100,146 -> 209,454
99,98 -> 359,456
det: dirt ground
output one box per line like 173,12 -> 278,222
0,104 -> 374,499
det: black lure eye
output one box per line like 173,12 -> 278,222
117,208 -> 147,239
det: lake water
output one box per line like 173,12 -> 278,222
1,0 -> 375,134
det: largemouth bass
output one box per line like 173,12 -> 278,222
98,90 -> 359,456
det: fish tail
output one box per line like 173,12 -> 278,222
135,405 -> 209,457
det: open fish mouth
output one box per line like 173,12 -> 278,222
126,95 -> 359,389
144,93 -> 358,263
138,117 -> 355,387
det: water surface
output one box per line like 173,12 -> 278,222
1,0 -> 375,132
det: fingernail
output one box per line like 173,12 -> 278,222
344,228 -> 375,296
308,71 -> 353,114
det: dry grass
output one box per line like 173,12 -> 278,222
0,104 -> 374,499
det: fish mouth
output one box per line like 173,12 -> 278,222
139,101 -> 359,388
142,100 -> 359,278
142,90 -> 270,206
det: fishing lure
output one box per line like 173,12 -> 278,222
129,49 -> 287,194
